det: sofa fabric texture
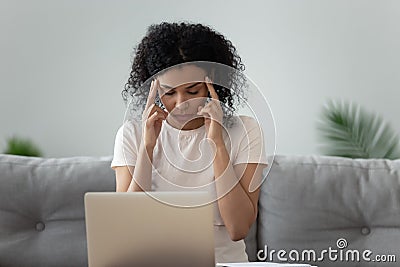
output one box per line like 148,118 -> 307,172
254,155 -> 400,266
0,154 -> 399,267
0,155 -> 115,267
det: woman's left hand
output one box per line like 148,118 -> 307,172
197,76 -> 224,147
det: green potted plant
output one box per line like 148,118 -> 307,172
317,99 -> 400,159
3,135 -> 43,157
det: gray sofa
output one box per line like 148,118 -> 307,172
0,154 -> 399,267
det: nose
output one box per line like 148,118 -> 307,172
175,93 -> 189,110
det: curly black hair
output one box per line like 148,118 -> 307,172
122,21 -> 248,126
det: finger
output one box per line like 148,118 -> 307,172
150,108 -> 167,120
156,110 -> 167,120
205,76 -> 219,100
198,102 -> 215,113
143,103 -> 155,119
197,110 -> 211,119
197,106 -> 211,118
145,102 -> 167,120
153,105 -> 168,117
199,110 -> 222,123
144,105 -> 158,120
198,104 -> 223,123
198,102 -> 215,115
147,111 -> 166,125
210,99 -> 223,112
146,111 -> 158,125
145,79 -> 158,110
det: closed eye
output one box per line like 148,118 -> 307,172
164,91 -> 199,96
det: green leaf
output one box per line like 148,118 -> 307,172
317,100 -> 400,159
3,136 -> 43,157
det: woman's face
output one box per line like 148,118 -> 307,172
156,64 -> 209,130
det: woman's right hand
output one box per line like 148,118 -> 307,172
141,79 -> 168,149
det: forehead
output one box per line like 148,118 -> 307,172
157,64 -> 206,88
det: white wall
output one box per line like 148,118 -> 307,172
1,0 -> 399,157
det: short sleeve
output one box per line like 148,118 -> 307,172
233,116 -> 268,166
110,120 -> 141,169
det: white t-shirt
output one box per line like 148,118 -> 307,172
111,115 -> 268,263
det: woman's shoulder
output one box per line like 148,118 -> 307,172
116,119 -> 142,138
122,119 -> 142,129
237,115 -> 259,125
225,115 -> 261,140
229,115 -> 261,131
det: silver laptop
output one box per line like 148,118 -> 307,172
84,191 -> 215,267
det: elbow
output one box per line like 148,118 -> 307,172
226,215 -> 257,242
226,224 -> 251,242
231,233 -> 248,242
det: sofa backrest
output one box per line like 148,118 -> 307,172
0,154 -> 115,267
252,155 -> 400,267
2,154 -> 399,267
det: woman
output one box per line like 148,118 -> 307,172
111,22 -> 268,263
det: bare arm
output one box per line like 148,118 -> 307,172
198,77 -> 267,241
213,143 -> 266,241
115,165 -> 134,192
114,144 -> 155,192
114,79 -> 166,192
129,144 -> 154,191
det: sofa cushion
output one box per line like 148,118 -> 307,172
0,154 -> 115,267
258,155 -> 400,267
